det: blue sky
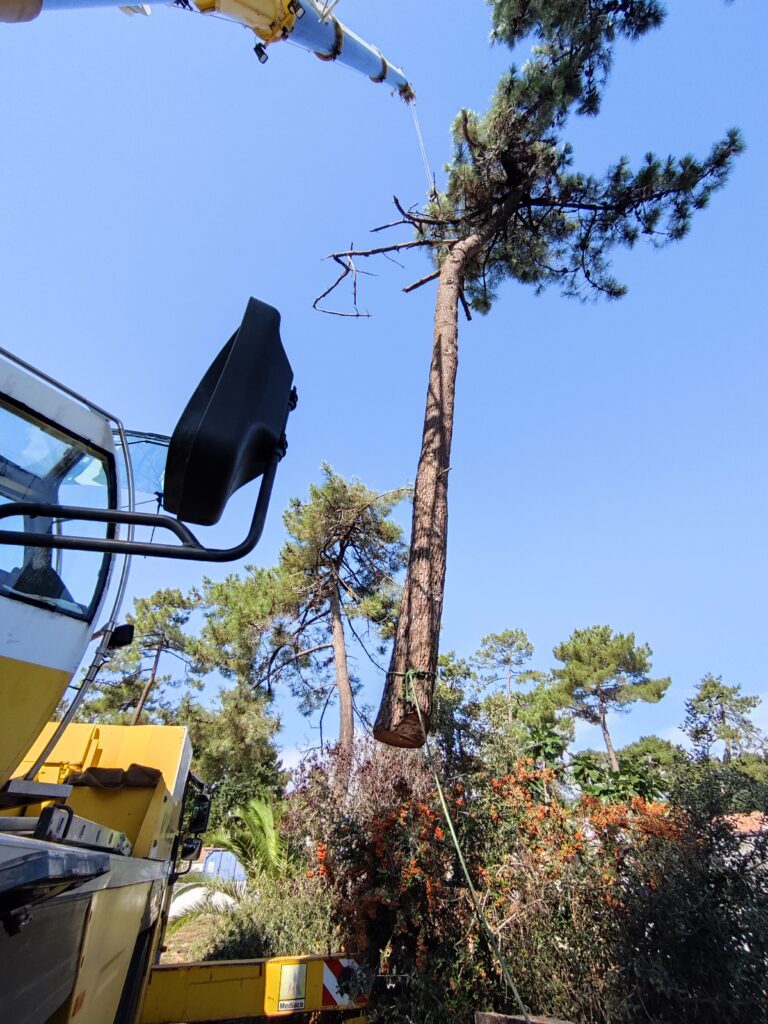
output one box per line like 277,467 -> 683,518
2,1 -> 766,764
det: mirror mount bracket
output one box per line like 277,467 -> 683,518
0,450 -> 281,564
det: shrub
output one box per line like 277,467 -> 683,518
291,746 -> 768,1023
608,762 -> 768,1022
201,870 -> 341,961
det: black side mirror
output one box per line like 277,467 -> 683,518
0,298 -> 296,565
163,298 -> 295,527
188,792 -> 211,836
107,624 -> 135,650
179,837 -> 203,862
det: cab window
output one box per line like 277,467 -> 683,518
0,400 -> 113,620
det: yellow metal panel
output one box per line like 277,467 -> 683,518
67,785 -> 159,848
20,722 -> 189,790
0,654 -> 70,787
140,961 -> 267,1023
264,957 -> 322,1015
140,956 -> 369,1022
134,782 -> 179,860
16,723 -> 190,859
65,883 -> 152,1024
195,0 -> 295,42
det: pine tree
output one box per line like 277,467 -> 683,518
553,625 -> 670,771
201,466 -> 407,796
431,652 -> 485,776
176,685 -> 286,827
620,734 -> 688,773
347,1 -> 745,747
475,628 -> 536,721
78,588 -> 202,724
683,674 -> 764,762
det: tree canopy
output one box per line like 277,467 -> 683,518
554,625 -> 670,771
475,629 -> 535,692
177,684 -> 286,827
200,466 -> 407,795
684,673 -> 765,762
77,588 -> 202,725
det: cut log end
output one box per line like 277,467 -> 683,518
373,711 -> 430,749
374,663 -> 436,748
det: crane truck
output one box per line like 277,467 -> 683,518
0,4 -> 412,1021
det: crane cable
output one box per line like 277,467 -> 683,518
171,1 -> 436,199
405,671 -> 532,1024
409,100 -> 437,198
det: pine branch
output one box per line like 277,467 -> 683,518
403,269 -> 441,294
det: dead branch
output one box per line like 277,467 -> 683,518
313,253 -> 372,318
381,251 -> 407,270
314,234 -> 449,316
395,195 -> 456,227
370,199 -> 454,236
403,269 -> 441,294
328,239 -> 438,260
370,218 -> 415,235
393,195 -> 432,223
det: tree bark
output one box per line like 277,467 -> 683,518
330,585 -> 354,796
373,191 -> 522,749
599,704 -> 620,773
131,645 -> 162,725
374,234 -> 483,748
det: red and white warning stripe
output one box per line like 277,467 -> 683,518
321,958 -> 366,1007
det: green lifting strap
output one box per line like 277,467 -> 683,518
384,668 -> 436,707
403,668 -> 435,705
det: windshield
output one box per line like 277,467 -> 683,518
119,430 -> 169,507
0,399 -> 113,620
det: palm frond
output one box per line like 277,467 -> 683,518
210,797 -> 294,879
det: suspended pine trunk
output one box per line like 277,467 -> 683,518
330,584 -> 355,795
374,233 -> 483,748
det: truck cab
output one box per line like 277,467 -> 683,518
0,362 -> 118,786
0,300 -> 302,1024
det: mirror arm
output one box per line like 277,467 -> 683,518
0,503 -> 202,546
0,452 -> 281,564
